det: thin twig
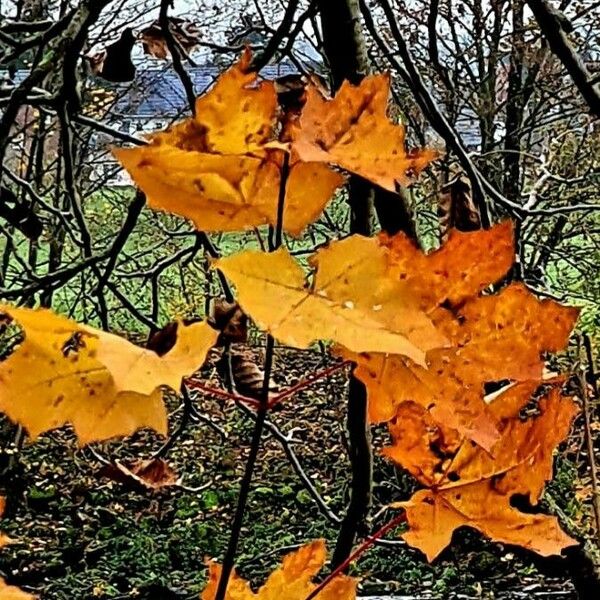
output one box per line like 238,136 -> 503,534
579,339 -> 600,545
213,152 -> 290,600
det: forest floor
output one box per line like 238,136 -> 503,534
0,346 -> 598,599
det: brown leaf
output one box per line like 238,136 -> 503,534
98,458 -> 178,491
140,17 -> 202,60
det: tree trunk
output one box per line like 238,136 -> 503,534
317,0 -> 418,569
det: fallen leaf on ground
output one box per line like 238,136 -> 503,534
98,458 -> 178,491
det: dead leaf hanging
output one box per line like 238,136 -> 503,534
140,17 -> 202,60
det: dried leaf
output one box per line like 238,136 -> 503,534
291,74 -> 437,190
201,539 -> 357,599
0,305 -> 217,444
385,383 -> 578,560
98,458 -> 178,491
214,235 -> 446,362
438,173 -> 480,241
140,17 -> 202,60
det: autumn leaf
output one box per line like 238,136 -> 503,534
139,17 -> 202,60
291,74 -> 437,191
214,235 -> 446,362
0,580 -> 35,600
98,458 -> 178,491
342,223 -> 579,449
0,305 -> 217,444
201,539 -> 357,599
384,383 -> 578,560
113,50 -> 344,235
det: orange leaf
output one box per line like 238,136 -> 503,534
291,74 -> 437,190
113,51 -> 344,235
343,223 -> 578,450
385,383 -> 578,560
0,579 -> 35,600
201,539 -> 357,599
214,235 -> 446,362
0,305 -> 217,444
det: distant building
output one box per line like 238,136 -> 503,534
89,62 -> 298,185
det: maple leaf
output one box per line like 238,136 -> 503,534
201,539 -> 356,599
214,235 -> 446,362
0,305 -> 217,444
113,50 -> 344,235
384,383 -> 578,560
341,223 -> 579,450
291,74 -> 437,191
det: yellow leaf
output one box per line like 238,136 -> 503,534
113,50 -> 344,235
291,74 -> 437,190
0,497 -> 12,548
214,235 -> 446,362
114,146 -> 343,235
201,540 -> 357,599
385,384 -> 578,560
0,306 -> 217,444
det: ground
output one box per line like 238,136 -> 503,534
0,346 -> 595,599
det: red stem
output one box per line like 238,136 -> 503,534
183,379 -> 261,408
267,360 -> 352,409
304,511 -> 407,600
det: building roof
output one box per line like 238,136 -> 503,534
110,63 -> 298,118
